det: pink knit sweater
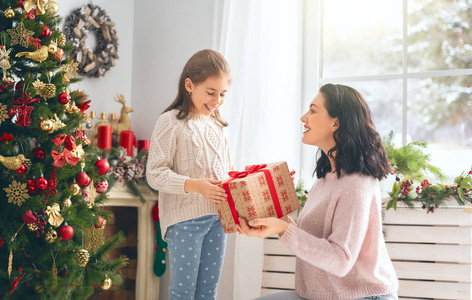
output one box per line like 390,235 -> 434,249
280,172 -> 398,300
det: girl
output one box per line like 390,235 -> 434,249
146,49 -> 233,299
237,84 -> 399,300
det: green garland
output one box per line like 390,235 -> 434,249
384,131 -> 472,212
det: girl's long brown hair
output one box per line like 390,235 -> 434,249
163,49 -> 231,127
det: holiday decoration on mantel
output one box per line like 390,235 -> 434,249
0,1 -> 127,298
63,3 -> 119,78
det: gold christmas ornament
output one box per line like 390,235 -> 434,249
52,262 -> 57,281
4,8 -> 15,18
47,42 -> 58,54
60,61 -> 79,83
45,0 -> 59,14
8,250 -> 12,278
27,223 -> 39,231
42,83 -> 57,99
63,197 -> 72,208
84,225 -> 104,253
16,45 -> 49,63
100,275 -> 112,290
7,22 -> 34,47
70,183 -> 81,196
0,47 -> 12,82
0,154 -> 30,171
40,114 -> 65,133
45,230 -> 58,243
64,101 -> 81,114
0,103 -> 9,126
46,203 -> 64,227
71,144 -> 84,160
76,249 -> 90,267
57,33 -> 66,47
4,180 -> 30,207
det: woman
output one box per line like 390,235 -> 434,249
237,84 -> 399,300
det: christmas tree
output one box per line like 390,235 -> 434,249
0,1 -> 127,298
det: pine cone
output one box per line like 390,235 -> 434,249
124,162 -> 136,181
135,163 -> 145,178
76,249 -> 90,267
112,166 -> 125,179
57,33 -> 66,47
40,83 -> 56,100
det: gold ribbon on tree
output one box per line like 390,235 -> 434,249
45,203 -> 63,227
23,0 -> 47,15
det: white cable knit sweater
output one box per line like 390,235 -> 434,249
146,109 -> 233,238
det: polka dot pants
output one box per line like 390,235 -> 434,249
166,215 -> 226,300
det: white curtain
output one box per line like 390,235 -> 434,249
217,1 -> 303,299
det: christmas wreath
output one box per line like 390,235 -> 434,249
63,3 -> 119,78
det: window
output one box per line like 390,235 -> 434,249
301,0 -> 472,182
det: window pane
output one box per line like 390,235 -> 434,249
407,76 -> 472,178
408,0 -> 472,72
335,80 -> 403,139
322,0 -> 403,77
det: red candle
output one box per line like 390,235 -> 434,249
97,125 -> 112,150
120,130 -> 135,156
138,139 -> 150,153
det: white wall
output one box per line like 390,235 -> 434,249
59,0 -> 134,120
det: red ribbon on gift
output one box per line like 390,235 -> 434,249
223,164 -> 283,227
51,148 -> 79,167
52,134 -> 76,150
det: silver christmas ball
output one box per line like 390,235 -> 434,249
85,121 -> 92,129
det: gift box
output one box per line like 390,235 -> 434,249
216,162 -> 300,233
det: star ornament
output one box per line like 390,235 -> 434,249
7,22 -> 34,47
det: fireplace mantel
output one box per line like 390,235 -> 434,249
102,181 -> 160,300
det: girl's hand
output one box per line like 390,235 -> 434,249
236,216 -> 290,238
185,178 -> 227,204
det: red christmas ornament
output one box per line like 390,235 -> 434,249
94,216 -> 104,228
36,177 -> 48,190
26,8 -> 35,19
50,47 -> 64,61
27,179 -> 37,194
82,188 -> 89,203
59,224 -> 74,241
77,171 -> 91,187
8,108 -> 15,118
18,0 -> 24,9
32,147 -> 45,160
39,25 -> 51,38
12,93 -> 40,127
95,159 -> 110,175
94,179 -> 108,194
0,235 -> 4,248
15,163 -> 26,175
58,92 -> 70,105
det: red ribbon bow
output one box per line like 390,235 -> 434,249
52,134 -> 76,150
51,149 -> 79,167
228,164 -> 267,179
223,164 -> 283,229
0,133 -> 14,141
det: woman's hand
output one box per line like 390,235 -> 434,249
185,178 -> 227,204
236,216 -> 290,238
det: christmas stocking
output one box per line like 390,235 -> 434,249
152,201 -> 167,277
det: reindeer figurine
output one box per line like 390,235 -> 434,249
111,94 -> 134,135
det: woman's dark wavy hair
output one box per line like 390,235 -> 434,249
163,49 -> 231,127
314,83 -> 390,180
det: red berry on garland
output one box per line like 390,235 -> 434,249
95,159 -> 110,175
77,171 -> 91,187
36,176 -> 48,190
32,147 -> 45,160
94,216 -> 104,228
60,224 -> 74,241
58,92 -> 70,105
94,179 -> 109,194
15,163 -> 26,175
0,235 -> 4,248
40,25 -> 51,38
27,179 -> 37,194
469,171 -> 472,175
